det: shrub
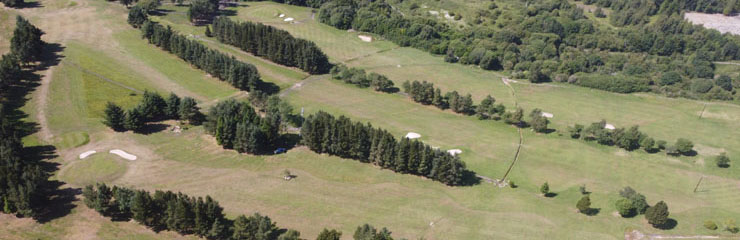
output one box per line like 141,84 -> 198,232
691,79 -> 714,93
727,219 -> 739,233
675,138 -> 694,155
576,196 -> 592,214
704,220 -> 718,230
540,182 -> 550,195
716,153 -> 730,168
615,198 -> 635,217
659,71 -> 681,86
645,201 -> 669,228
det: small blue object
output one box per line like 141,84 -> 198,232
274,148 -> 287,154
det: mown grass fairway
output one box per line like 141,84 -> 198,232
2,0 -> 740,239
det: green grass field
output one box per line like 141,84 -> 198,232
2,0 -> 740,239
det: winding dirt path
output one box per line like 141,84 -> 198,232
499,77 -> 524,182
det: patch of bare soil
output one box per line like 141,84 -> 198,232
685,12 -> 740,35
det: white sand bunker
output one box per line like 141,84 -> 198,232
604,124 -> 615,130
109,149 -> 137,161
279,13 -> 285,18
428,10 -> 439,15
447,149 -> 462,156
79,150 -> 97,159
541,112 -> 554,118
405,132 -> 421,139
358,35 -> 372,42
283,17 -> 294,22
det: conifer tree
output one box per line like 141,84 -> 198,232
103,102 -> 126,131
165,93 -> 181,119
645,201 -> 670,228
125,108 -> 145,132
0,54 -> 21,90
128,5 -> 149,27
11,16 -> 44,64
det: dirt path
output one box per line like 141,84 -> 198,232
499,77 -> 524,182
625,230 -> 720,240
279,75 -> 319,97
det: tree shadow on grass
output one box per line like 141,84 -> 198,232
584,208 -> 601,216
257,81 -> 281,95
458,170 -> 481,186
544,192 -> 558,198
18,1 -> 42,8
655,219 -> 678,230
136,123 -> 170,135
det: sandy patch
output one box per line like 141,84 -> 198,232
79,150 -> 97,159
428,10 -> 439,16
110,149 -> 137,161
694,144 -> 726,156
447,149 -> 462,156
279,13 -> 285,18
283,17 -> 294,22
614,149 -> 628,157
695,158 -> 705,166
358,35 -> 372,42
541,112 -> 553,118
405,132 -> 421,139
604,124 -> 615,130
396,64 -> 401,68
685,12 -> 740,35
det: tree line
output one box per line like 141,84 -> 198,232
127,12 -> 264,92
83,183 -> 401,240
211,17 -> 332,74
0,16 -> 51,218
329,64 -> 395,92
567,120 -> 694,155
317,0 -> 740,101
301,111 -> 470,186
255,0 -> 331,8
103,91 -> 202,132
203,96 -> 299,154
401,80 -> 551,133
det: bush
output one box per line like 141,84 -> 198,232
727,219 -> 739,233
704,220 -> 718,230
615,198 -> 635,217
659,71 -> 682,86
573,74 -> 649,93
691,79 -> 714,93
540,182 -> 550,195
576,195 -> 592,214
716,153 -> 730,168
675,138 -> 694,155
645,201 -> 670,228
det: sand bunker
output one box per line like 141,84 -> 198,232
110,149 -> 137,161
604,124 -> 615,130
447,149 -> 462,156
541,112 -> 554,118
358,35 -> 372,42
405,132 -> 421,139
279,13 -> 285,18
428,10 -> 439,15
79,150 -> 97,159
283,17 -> 294,22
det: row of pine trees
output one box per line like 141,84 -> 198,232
329,64 -> 395,92
103,91 -> 202,132
127,13 -> 263,91
0,16 -> 50,217
203,99 -> 283,154
83,183 -> 399,240
211,17 -> 332,74
301,111 -> 469,186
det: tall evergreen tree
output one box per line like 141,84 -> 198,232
103,102 -> 126,131
10,16 -> 44,64
316,229 -> 342,240
125,108 -> 146,132
165,93 -> 181,119
0,54 -> 21,90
